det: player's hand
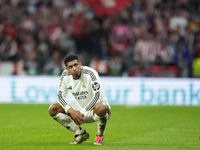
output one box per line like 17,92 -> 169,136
68,108 -> 84,125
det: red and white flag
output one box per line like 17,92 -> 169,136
75,0 -> 133,17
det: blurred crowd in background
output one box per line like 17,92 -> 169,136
0,0 -> 200,77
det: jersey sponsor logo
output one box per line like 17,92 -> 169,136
72,91 -> 89,96
59,82 -> 62,89
73,91 -> 89,100
82,82 -> 86,88
77,95 -> 87,100
92,82 -> 100,91
67,86 -> 72,90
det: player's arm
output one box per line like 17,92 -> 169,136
80,70 -> 101,115
57,88 -> 83,125
57,74 -> 72,113
57,73 -> 83,125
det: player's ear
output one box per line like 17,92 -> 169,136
79,62 -> 82,66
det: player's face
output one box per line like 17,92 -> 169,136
66,60 -> 82,79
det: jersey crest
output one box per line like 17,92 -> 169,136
82,82 -> 86,88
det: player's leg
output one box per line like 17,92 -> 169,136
48,103 -> 89,144
93,102 -> 111,145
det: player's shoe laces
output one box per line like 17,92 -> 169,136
94,135 -> 104,145
70,130 -> 89,144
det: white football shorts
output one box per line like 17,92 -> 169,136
69,102 -> 110,123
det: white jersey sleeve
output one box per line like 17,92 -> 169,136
80,67 -> 103,115
57,70 -> 71,113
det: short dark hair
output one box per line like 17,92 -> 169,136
64,54 -> 79,67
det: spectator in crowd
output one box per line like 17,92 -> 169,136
173,39 -> 192,77
59,31 -> 77,55
169,9 -> 188,36
88,19 -> 107,59
43,50 -> 63,75
0,35 -> 18,61
108,53 -> 123,76
133,32 -> 159,64
156,39 -> 174,64
71,8 -> 90,53
24,50 -> 42,75
36,29 -> 51,59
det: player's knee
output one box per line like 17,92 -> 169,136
94,102 -> 109,117
48,103 -> 60,117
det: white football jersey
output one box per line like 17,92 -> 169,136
57,66 -> 109,115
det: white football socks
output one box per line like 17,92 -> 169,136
53,113 -> 84,135
93,113 -> 109,136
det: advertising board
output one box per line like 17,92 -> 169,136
0,76 -> 200,105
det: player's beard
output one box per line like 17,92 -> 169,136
73,71 -> 81,79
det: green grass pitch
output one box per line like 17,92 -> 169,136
0,104 -> 200,150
